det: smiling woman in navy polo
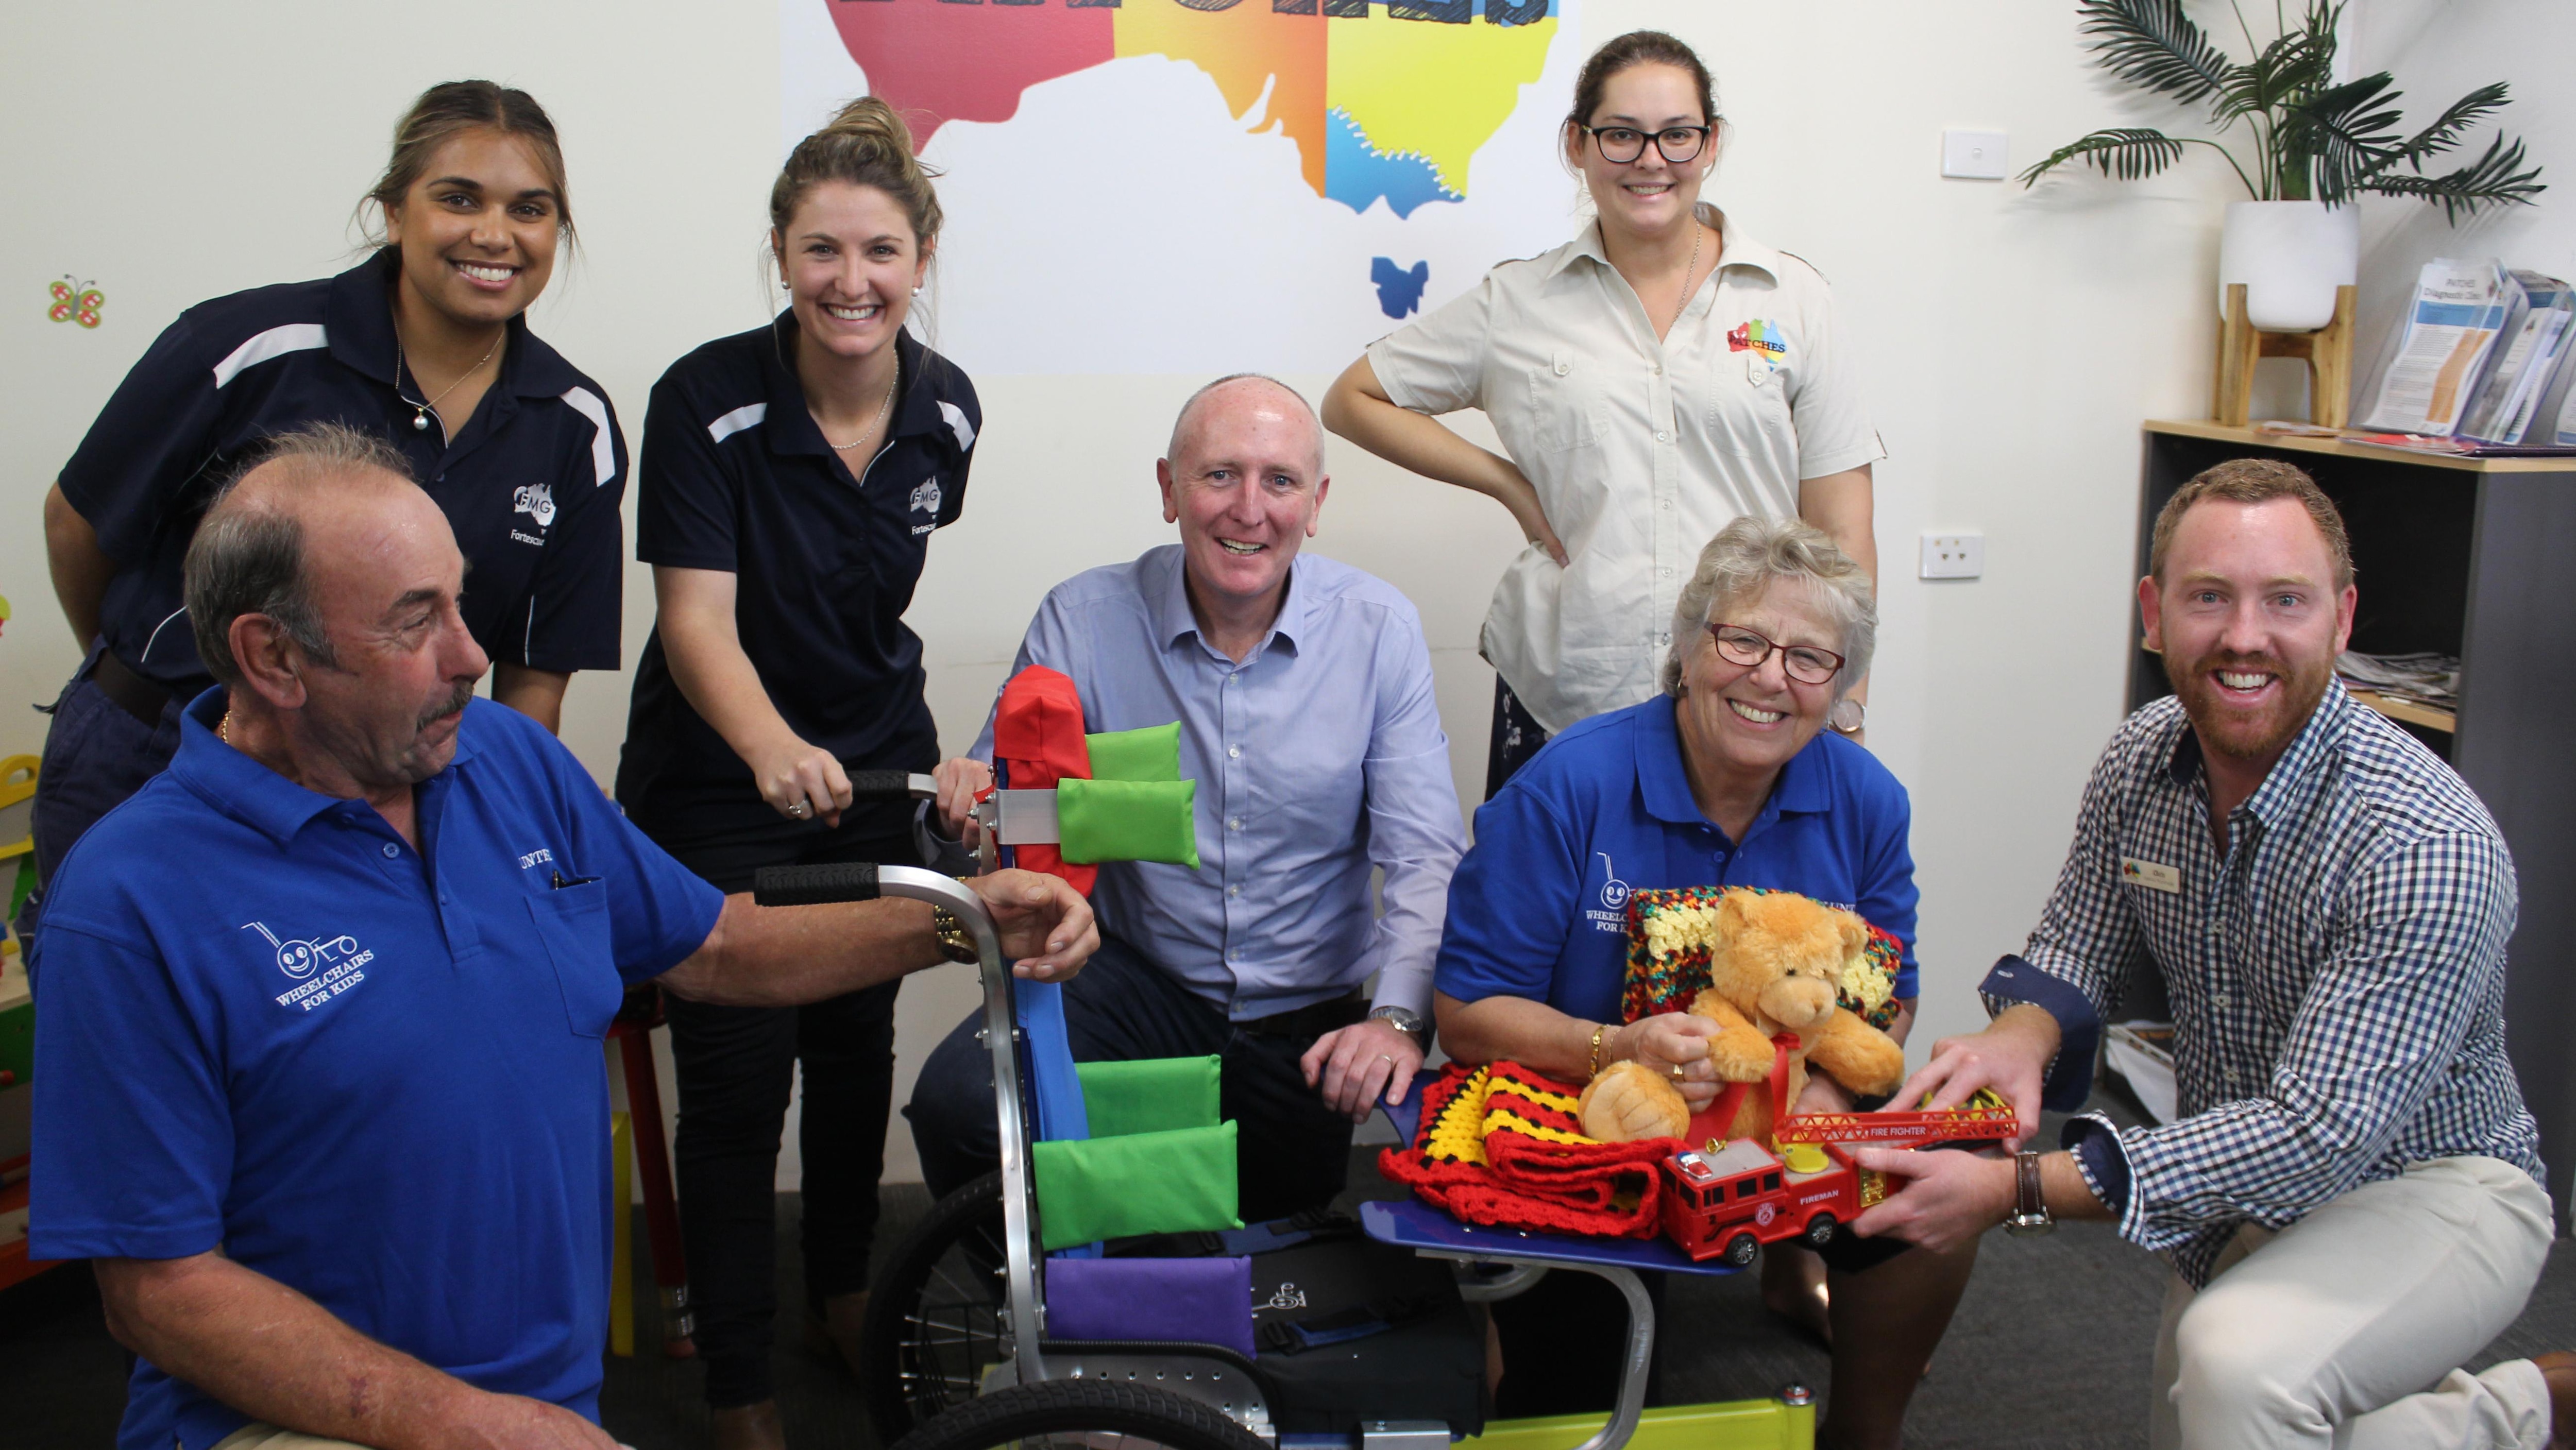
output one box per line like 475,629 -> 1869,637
27,81 -> 625,937
611,98 -> 978,1445
1433,517 -> 1966,1448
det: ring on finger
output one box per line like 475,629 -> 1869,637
1668,1061 -> 1686,1084
787,799 -> 810,818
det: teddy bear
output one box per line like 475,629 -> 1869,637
1577,889 -> 1908,1146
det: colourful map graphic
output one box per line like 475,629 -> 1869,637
828,0 -> 1557,219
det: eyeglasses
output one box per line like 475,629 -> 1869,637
1706,623 -> 1845,685
1578,124 -> 1714,165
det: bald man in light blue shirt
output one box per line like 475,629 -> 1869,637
908,374 -> 1466,1221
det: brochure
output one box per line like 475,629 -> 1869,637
2361,258 -> 2513,436
2460,271 -> 2574,443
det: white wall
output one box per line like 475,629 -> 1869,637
2348,0 -> 2576,371
11,3 -> 2551,1183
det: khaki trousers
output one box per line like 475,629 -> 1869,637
2149,1155 -> 2554,1449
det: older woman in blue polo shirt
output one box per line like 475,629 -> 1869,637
1433,516 -> 1971,1450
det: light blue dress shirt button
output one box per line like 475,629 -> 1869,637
381,843 -> 399,859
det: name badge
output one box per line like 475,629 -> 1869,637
2121,857 -> 2182,894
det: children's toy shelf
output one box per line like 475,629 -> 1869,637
2129,421 -> 2576,1226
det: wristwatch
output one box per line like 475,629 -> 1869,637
2004,1150 -> 2056,1236
1368,1005 -> 1429,1044
930,906 -> 979,965
1828,698 -> 1866,735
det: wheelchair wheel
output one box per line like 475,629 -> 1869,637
865,1170 -> 1011,1438
887,1378 -> 1271,1450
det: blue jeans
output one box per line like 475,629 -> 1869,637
904,934 -> 1360,1225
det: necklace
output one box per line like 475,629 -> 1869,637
395,331 -> 502,434
825,365 -> 902,452
218,709 -> 234,746
1668,221 -> 1704,335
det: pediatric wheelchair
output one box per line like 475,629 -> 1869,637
750,855 -> 1820,1450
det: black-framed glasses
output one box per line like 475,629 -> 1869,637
1707,622 -> 1845,685
1579,123 -> 1713,165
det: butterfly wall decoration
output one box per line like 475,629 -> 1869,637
48,277 -> 104,329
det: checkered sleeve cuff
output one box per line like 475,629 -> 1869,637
2061,1113 -> 2132,1218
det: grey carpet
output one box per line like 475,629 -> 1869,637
9,1094 -> 2574,1448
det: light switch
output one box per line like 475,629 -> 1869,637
1941,129 -> 2009,180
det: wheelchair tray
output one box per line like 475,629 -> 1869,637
1360,1199 -> 1742,1276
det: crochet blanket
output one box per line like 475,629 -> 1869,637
1378,1061 -> 1680,1239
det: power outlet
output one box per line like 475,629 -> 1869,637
1920,533 -> 1985,580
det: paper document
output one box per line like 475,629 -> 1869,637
2336,651 -> 2460,710
2105,1021 -> 2177,1125
2363,258 -> 2512,435
2461,271 -> 2574,443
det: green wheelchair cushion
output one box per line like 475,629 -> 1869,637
1056,778 -> 1199,868
1032,1121 -> 1241,1249
1077,1056 -> 1222,1138
1084,722 -> 1182,782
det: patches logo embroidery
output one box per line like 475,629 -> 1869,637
243,921 -> 376,1012
1726,319 -> 1787,370
909,478 -> 942,516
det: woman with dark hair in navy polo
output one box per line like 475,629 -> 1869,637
613,97 -> 980,1450
27,80 -> 627,942
1432,516 -> 1971,1450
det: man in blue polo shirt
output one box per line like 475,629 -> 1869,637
30,424 -> 1094,1450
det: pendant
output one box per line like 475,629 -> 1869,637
412,409 -> 431,433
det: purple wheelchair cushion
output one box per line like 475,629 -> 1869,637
1044,1254 -> 1256,1360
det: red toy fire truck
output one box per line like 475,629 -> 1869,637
1657,1088 -> 2016,1266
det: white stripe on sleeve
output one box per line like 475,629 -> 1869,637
559,386 -> 616,487
707,402 -> 768,445
211,323 -> 329,389
938,400 -> 977,452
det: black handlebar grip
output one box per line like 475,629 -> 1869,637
754,862 -> 880,907
844,770 -> 922,801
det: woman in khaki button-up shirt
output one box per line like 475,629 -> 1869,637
1327,31 -> 1958,1450
1322,29 -> 1882,794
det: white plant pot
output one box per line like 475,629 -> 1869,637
2218,200 -> 2360,332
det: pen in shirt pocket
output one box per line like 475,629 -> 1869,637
550,868 -> 601,890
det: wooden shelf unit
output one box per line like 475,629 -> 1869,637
2342,688 -> 2455,733
2143,419 -> 2576,474
2132,421 -> 2576,1223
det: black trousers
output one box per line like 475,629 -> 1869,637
1486,676 -> 1552,800
906,933 -> 1364,1226
642,813 -> 911,1410
20,646 -> 189,945
1491,1267 -> 1668,1417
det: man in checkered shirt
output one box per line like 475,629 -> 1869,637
1851,459 -> 2571,1448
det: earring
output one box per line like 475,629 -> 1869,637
911,285 -> 922,297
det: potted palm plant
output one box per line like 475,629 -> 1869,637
2022,0 -> 2544,332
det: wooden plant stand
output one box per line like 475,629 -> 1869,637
2213,282 -> 2356,428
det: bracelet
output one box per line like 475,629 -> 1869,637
1588,1023 -> 1608,1078
930,905 -> 978,964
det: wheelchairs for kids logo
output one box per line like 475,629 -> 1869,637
1585,852 -> 1630,932
243,920 -> 376,1012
